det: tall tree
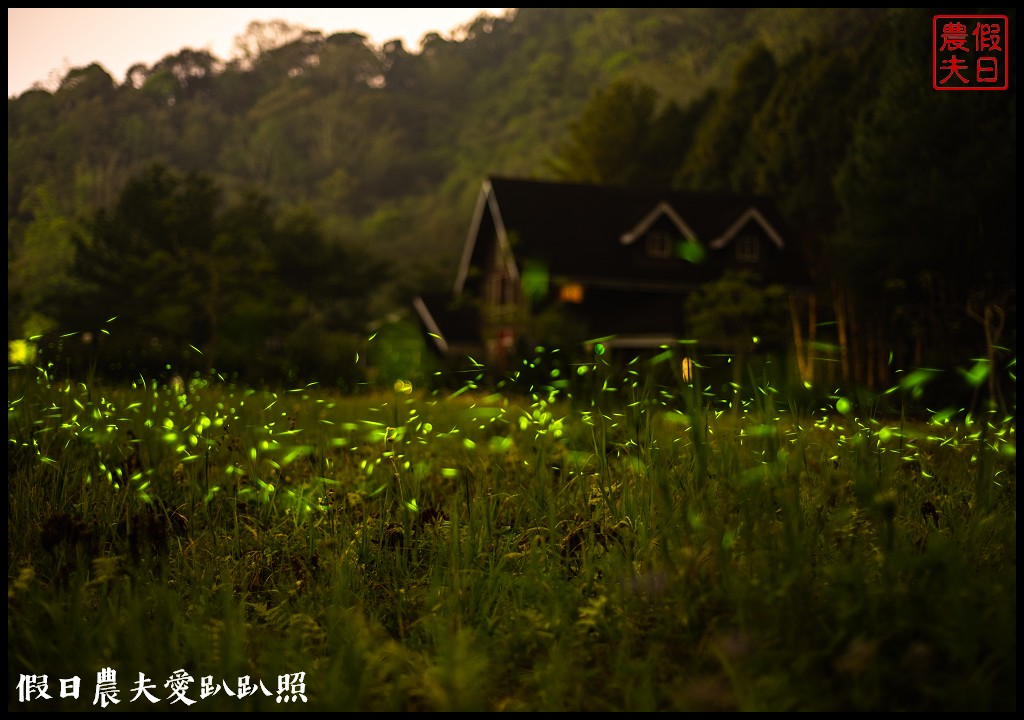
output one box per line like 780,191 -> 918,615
60,163 -> 388,383
830,8 -> 1016,387
7,184 -> 80,339
63,164 -> 221,371
547,77 -> 689,188
675,42 -> 778,192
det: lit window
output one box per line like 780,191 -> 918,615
559,283 -> 584,303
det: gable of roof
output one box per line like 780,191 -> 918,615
619,201 -> 700,246
709,206 -> 785,250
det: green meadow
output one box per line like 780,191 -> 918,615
7,347 -> 1016,711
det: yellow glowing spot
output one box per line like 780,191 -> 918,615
681,358 -> 693,383
8,339 -> 37,365
559,283 -> 584,303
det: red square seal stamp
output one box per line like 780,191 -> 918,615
933,14 -> 1009,90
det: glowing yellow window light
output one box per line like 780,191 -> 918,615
559,283 -> 584,303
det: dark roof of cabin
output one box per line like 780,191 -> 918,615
413,292 -> 482,354
457,176 -> 810,291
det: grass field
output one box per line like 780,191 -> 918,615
7,349 -> 1016,711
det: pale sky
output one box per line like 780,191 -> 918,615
7,8 -> 510,98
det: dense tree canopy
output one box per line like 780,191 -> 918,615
54,164 -> 385,385
8,8 -> 1015,392
548,78 -> 691,188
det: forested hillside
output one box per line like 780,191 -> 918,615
7,8 -> 1015,400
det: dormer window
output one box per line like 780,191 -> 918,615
736,235 -> 760,263
646,231 -> 673,259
